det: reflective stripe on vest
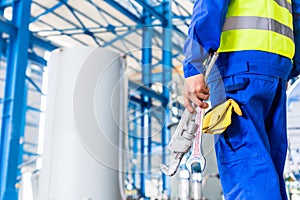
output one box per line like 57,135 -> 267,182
274,0 -> 292,14
219,0 -> 295,59
223,16 -> 294,41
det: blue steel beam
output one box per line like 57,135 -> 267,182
0,0 -> 32,199
103,0 -> 144,24
22,150 -> 39,157
173,0 -> 192,20
127,111 -> 137,188
32,0 -> 184,66
80,1 -> 151,57
25,75 -> 43,95
31,20 -> 128,35
30,1 -> 64,22
32,1 -> 144,63
0,35 -> 50,68
0,34 -> 3,58
31,19 -> 89,46
161,0 -> 172,195
128,80 -> 167,104
32,1 -> 83,31
133,0 -> 187,36
0,18 -> 16,36
135,0 -> 168,25
97,0 -> 172,61
139,103 -> 145,198
30,0 -> 187,68
127,0 -> 143,17
50,0 -> 145,51
27,106 -> 42,113
152,31 -> 183,56
31,2 -> 89,46
0,0 -> 15,8
30,34 -> 57,51
62,1 -> 100,46
0,17 -> 57,52
0,34 -> 50,66
87,0 -> 172,59
140,2 -> 153,196
132,104 -> 138,187
129,95 -> 146,106
102,29 -> 137,47
28,52 -> 47,66
75,1 -> 184,55
87,0 -> 141,29
172,14 -> 191,20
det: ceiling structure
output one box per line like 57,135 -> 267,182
2,0 -> 195,78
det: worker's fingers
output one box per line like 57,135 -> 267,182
185,82 -> 209,95
183,74 -> 210,112
183,96 -> 195,113
200,101 -> 209,109
190,95 -> 209,109
194,83 -> 210,95
184,92 -> 210,111
195,91 -> 210,101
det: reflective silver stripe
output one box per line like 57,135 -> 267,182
273,0 -> 292,14
223,16 -> 294,40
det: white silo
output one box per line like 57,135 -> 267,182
37,47 -> 123,200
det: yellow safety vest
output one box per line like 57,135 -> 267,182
218,0 -> 295,59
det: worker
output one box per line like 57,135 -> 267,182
182,0 -> 300,199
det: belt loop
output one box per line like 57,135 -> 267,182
247,62 -> 258,73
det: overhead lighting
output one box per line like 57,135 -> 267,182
3,7 -> 12,21
29,23 -> 39,32
171,106 -> 178,116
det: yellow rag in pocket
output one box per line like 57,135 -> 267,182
202,99 -> 242,134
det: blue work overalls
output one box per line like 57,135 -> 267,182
208,51 -> 293,200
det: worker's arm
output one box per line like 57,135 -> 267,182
183,0 -> 230,112
291,0 -> 300,79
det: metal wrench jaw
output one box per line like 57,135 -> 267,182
185,154 -> 206,174
160,109 -> 196,177
160,152 -> 185,176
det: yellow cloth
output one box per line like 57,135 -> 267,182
202,99 -> 242,134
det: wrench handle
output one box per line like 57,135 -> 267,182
191,107 -> 204,155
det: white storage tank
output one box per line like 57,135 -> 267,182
38,47 -> 122,200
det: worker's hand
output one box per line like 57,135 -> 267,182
183,74 -> 210,113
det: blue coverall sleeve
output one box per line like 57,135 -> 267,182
291,0 -> 300,79
183,0 -> 230,78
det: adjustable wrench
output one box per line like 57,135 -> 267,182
160,52 -> 218,177
160,109 -> 198,176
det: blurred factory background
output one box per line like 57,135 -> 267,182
0,1 -> 299,200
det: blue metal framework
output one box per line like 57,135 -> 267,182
0,0 -> 194,199
0,1 -> 32,199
